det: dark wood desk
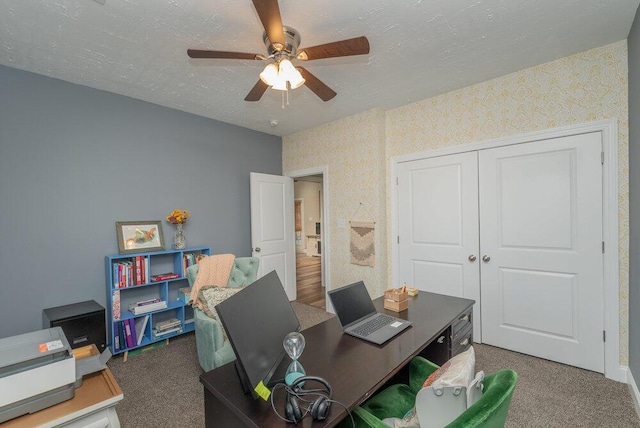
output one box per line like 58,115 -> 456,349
200,292 -> 474,427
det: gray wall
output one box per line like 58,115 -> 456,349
0,65 -> 282,338
629,7 -> 640,378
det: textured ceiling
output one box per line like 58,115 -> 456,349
1,0 -> 638,137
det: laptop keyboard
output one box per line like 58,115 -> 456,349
352,315 -> 395,337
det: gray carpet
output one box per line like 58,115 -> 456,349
474,343 -> 639,427
108,303 -> 640,427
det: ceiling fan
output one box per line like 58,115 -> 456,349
187,0 -> 370,102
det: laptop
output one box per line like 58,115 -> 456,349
328,281 -> 412,345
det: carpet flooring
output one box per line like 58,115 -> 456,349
107,303 -> 639,427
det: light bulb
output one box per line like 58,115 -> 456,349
271,74 -> 287,91
278,58 -> 295,75
288,67 -> 305,89
259,63 -> 278,86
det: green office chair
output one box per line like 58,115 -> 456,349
346,356 -> 517,428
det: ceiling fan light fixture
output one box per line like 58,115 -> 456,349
288,68 -> 305,89
259,63 -> 279,86
271,75 -> 288,91
278,58 -> 295,74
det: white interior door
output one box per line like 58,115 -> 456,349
479,133 -> 604,372
398,152 -> 482,340
250,172 -> 296,300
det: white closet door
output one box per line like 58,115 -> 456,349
479,132 -> 604,372
398,152 -> 481,340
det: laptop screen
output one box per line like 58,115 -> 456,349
328,281 -> 377,327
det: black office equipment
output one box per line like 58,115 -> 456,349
43,300 -> 106,351
328,281 -> 411,345
216,270 -> 300,398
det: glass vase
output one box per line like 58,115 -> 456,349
173,223 -> 186,250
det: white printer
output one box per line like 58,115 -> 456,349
0,327 -> 111,423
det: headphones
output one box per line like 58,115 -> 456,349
284,376 -> 332,423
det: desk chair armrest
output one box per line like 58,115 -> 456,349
446,369 -> 517,428
350,407 -> 394,428
409,356 -> 440,393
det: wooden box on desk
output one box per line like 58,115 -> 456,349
384,289 -> 408,312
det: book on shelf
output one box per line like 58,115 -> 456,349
123,319 -> 134,348
135,256 -> 143,285
117,321 -> 127,349
112,290 -> 121,320
114,325 -> 120,352
143,257 -> 149,284
155,318 -> 181,331
183,253 -> 198,274
128,301 -> 167,315
134,315 -> 149,346
130,318 -> 138,346
153,326 -> 182,338
135,297 -> 162,306
113,258 -> 152,288
150,272 -> 180,282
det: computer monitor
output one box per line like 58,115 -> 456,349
215,270 -> 300,398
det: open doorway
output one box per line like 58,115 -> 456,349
292,173 -> 326,309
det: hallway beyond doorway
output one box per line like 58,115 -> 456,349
296,254 -> 324,309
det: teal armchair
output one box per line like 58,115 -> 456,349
186,257 -> 259,372
347,356 -> 517,428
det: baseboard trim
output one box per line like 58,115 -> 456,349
625,366 -> 640,420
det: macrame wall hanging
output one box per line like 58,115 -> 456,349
349,203 -> 376,267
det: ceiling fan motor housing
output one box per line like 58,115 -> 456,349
264,26 -> 301,57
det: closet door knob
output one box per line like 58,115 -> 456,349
482,255 -> 490,262
254,247 -> 261,253
468,255 -> 476,262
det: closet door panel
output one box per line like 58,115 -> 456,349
398,151 -> 481,340
479,132 -> 604,372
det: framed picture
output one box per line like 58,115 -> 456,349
116,221 -> 165,254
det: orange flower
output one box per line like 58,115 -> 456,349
166,209 -> 191,224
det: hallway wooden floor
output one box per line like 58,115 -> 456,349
295,254 -> 325,309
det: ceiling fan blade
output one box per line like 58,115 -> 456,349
297,36 -> 370,60
298,67 -> 336,102
252,0 -> 285,48
245,79 -> 270,102
188,49 -> 261,60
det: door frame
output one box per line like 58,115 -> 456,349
391,119 -> 620,381
288,166 -> 330,291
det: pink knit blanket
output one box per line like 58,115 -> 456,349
189,254 -> 235,311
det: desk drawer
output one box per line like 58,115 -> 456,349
451,309 -> 472,337
451,323 -> 473,356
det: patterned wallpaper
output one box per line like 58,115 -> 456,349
284,109 -> 388,298
283,40 -> 629,364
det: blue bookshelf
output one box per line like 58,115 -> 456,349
105,246 -> 210,358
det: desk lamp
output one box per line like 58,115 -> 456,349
283,332 -> 306,385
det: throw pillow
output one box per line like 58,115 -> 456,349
197,285 -> 242,320
384,347 -> 476,428
423,346 -> 475,389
